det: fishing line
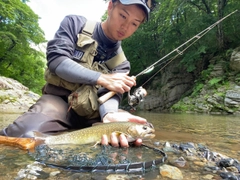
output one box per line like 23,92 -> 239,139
137,9 -> 238,79
127,10 -> 238,109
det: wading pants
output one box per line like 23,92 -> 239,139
0,94 -> 100,137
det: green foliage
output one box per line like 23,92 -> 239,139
101,11 -> 108,22
122,0 -> 240,82
201,68 -> 213,79
236,73 -> 240,84
208,77 -> 223,87
215,92 -> 225,97
180,45 -> 207,72
171,101 -> 190,112
191,83 -> 204,97
0,0 -> 46,94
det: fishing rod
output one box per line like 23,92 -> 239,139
98,10 -> 238,108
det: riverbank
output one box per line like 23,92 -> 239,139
138,46 -> 240,115
0,76 -> 40,113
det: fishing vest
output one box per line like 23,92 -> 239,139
44,20 -> 126,119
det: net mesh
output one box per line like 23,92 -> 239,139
29,143 -> 167,173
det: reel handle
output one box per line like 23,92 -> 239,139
98,91 -> 116,104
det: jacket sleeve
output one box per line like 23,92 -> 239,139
98,60 -> 131,119
46,15 -> 87,72
46,15 -> 101,85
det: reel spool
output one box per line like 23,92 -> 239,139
128,86 -> 147,110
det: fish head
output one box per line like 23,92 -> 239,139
126,123 -> 155,141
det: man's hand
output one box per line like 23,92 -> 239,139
97,72 -> 136,94
101,134 -> 143,147
102,110 -> 146,124
101,110 -> 147,147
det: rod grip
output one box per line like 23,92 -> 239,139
98,76 -> 136,104
98,91 -> 116,104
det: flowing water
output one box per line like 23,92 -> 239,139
138,112 -> 240,159
0,112 -> 239,179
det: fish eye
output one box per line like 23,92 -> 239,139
142,126 -> 148,130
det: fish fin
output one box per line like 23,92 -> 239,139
113,131 -> 135,142
113,131 -> 128,137
92,141 -> 101,148
33,131 -> 48,147
0,135 -> 36,151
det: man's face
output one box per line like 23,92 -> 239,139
102,1 -> 145,41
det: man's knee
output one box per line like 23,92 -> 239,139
30,94 -> 68,119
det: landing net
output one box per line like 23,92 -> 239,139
29,143 -> 167,173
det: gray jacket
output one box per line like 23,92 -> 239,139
44,15 -> 131,119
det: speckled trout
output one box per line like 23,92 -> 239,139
0,122 -> 155,150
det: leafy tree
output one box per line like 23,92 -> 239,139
122,0 -> 240,77
0,0 -> 46,94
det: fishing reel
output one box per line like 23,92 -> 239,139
128,86 -> 147,110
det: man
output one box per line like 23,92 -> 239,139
0,0 -> 150,147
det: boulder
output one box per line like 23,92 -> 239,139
229,47 -> 240,72
0,76 -> 40,113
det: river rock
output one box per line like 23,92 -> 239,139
224,90 -> 240,107
159,164 -> 183,179
230,47 -> 240,72
0,76 -> 40,113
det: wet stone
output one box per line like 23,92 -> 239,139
15,162 -> 49,180
169,156 -> 188,168
105,174 -> 141,180
204,165 -> 220,172
227,166 -> 239,173
159,164 -> 183,180
179,142 -> 195,150
202,174 -> 214,179
220,172 -> 240,180
236,164 -> 240,172
153,141 -> 161,146
185,155 -> 200,161
163,141 -> 177,152
49,171 -> 61,177
36,171 -> 49,179
218,158 -> 239,168
69,173 -> 92,180
193,161 -> 206,167
159,141 -> 240,179
2,140 -> 240,179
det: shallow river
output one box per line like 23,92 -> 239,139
138,112 -> 240,158
0,112 -> 239,179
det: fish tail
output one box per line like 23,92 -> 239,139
33,131 -> 48,145
0,135 -> 37,151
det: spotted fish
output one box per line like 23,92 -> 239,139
0,122 -> 155,150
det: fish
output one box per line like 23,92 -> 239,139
35,121 -> 155,145
0,122 -> 155,150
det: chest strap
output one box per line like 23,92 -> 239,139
83,20 -> 126,70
